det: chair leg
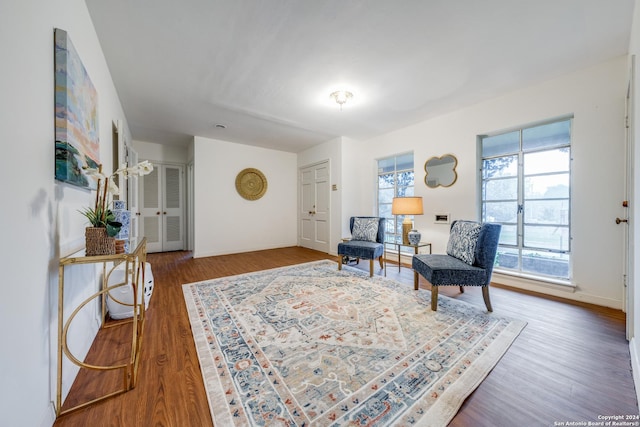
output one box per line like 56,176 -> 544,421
369,259 -> 374,277
459,286 -> 465,293
431,286 -> 439,311
338,257 -> 342,271
414,271 -> 419,290
378,256 -> 384,269
482,286 -> 493,312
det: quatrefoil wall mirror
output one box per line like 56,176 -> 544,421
424,154 -> 458,188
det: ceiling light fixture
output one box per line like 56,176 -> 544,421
330,90 -> 353,111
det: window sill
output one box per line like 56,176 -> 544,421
492,269 -> 575,292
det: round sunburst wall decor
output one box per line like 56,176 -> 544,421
235,168 -> 268,200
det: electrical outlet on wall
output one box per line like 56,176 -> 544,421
434,213 -> 450,224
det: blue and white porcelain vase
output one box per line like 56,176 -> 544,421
113,200 -> 131,253
408,229 -> 421,245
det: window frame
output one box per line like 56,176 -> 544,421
377,152 -> 415,253
479,117 -> 573,281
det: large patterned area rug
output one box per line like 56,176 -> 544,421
182,260 -> 526,427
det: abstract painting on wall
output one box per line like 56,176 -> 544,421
54,28 -> 99,189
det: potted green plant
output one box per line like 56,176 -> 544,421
81,161 -> 154,256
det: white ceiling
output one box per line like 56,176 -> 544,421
85,0 -> 635,153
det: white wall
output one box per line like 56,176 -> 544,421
0,1 -> 132,426
341,137 -> 374,234
132,139 -> 190,164
353,56 -> 628,309
193,137 -> 297,257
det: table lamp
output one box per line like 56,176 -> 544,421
391,197 -> 424,245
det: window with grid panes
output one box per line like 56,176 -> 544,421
377,153 -> 414,253
480,118 -> 572,280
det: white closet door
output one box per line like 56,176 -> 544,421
162,164 -> 184,251
140,163 -> 185,253
141,165 -> 163,253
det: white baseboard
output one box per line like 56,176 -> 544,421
492,272 -> 622,309
630,338 -> 640,409
194,242 -> 298,258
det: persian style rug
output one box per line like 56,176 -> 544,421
182,260 -> 526,427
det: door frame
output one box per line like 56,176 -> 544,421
139,160 -> 186,253
625,55 -> 636,340
298,160 -> 331,253
186,161 -> 195,251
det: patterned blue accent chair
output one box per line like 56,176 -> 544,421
412,220 -> 502,312
337,217 -> 386,277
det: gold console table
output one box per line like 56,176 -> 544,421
56,238 -> 147,417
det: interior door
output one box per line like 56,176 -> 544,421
140,162 -> 185,253
300,161 -> 330,253
141,165 -> 162,252
162,164 -> 184,251
624,56 -> 636,340
126,147 -> 140,248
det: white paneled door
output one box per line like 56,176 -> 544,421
125,146 -> 140,248
300,161 -> 330,253
140,163 -> 185,253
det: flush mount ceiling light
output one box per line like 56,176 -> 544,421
330,90 -> 353,111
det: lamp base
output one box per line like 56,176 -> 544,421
402,222 -> 412,245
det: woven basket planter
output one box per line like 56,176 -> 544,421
115,239 -> 126,254
85,227 -> 115,256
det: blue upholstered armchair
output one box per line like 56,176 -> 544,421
337,217 -> 385,277
412,220 -> 501,311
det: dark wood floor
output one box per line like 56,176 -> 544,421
54,247 -> 638,426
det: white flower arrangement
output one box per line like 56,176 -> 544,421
80,161 -> 154,237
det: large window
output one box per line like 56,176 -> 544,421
480,118 -> 572,280
377,153 -> 414,249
